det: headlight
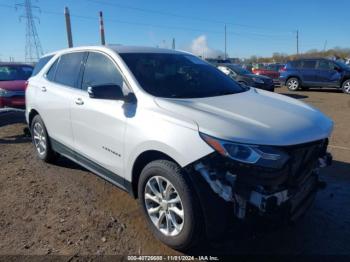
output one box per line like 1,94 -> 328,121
252,77 -> 264,84
0,88 -> 8,97
200,133 -> 289,169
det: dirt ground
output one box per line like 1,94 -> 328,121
0,87 -> 349,257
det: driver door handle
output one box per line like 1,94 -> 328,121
41,86 -> 47,92
75,98 -> 84,105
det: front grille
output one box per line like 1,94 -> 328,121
285,139 -> 327,186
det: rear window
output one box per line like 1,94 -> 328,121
0,65 -> 33,81
32,55 -> 53,76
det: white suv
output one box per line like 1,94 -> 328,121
26,46 -> 333,250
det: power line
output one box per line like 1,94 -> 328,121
82,0 -> 292,34
0,4 -> 294,42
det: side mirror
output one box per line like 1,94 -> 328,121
87,84 -> 125,100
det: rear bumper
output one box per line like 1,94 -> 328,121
0,96 -> 25,109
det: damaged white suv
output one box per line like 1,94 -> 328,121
26,46 -> 333,250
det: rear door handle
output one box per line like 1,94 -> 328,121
41,86 -> 47,92
75,98 -> 84,105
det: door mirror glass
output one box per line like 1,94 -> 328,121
87,84 -> 124,100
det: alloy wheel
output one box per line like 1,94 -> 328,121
33,122 -> 47,156
144,176 -> 184,237
344,81 -> 350,94
288,79 -> 299,90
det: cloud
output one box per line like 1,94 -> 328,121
186,35 -> 224,58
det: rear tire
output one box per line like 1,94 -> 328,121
31,115 -> 57,163
138,160 -> 203,251
342,79 -> 350,94
286,77 -> 300,91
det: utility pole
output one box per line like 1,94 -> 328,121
224,24 -> 227,59
296,29 -> 299,55
64,7 -> 73,48
99,11 -> 106,45
16,0 -> 43,63
323,40 -> 328,52
172,38 -> 175,50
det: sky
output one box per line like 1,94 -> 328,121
0,0 -> 350,61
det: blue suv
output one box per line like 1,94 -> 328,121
279,58 -> 350,94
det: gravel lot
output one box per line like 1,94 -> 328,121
0,87 -> 349,257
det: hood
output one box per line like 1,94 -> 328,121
154,88 -> 333,146
0,80 -> 26,91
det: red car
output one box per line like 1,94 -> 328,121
252,64 -> 284,86
0,63 -> 33,109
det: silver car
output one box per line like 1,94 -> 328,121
26,46 -> 333,250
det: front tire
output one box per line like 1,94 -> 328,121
286,77 -> 300,91
31,115 -> 57,163
342,79 -> 350,94
138,160 -> 202,251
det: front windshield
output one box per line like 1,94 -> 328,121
226,64 -> 251,75
120,53 -> 246,98
0,65 -> 33,81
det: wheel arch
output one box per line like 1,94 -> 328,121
28,109 -> 40,127
286,75 -> 302,84
341,77 -> 350,87
131,150 -> 180,198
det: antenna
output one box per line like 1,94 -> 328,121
16,0 -> 43,63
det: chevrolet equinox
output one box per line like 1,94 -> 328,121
26,46 -> 333,250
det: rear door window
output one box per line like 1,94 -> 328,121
318,60 -> 334,70
54,52 -> 86,88
302,60 -> 317,69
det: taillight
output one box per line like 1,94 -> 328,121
24,81 -> 29,90
279,66 -> 286,72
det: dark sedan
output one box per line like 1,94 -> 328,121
217,63 -> 275,92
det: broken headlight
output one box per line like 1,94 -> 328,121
200,133 -> 289,169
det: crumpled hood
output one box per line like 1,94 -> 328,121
154,88 -> 333,146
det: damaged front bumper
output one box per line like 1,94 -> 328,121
191,139 -> 332,222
